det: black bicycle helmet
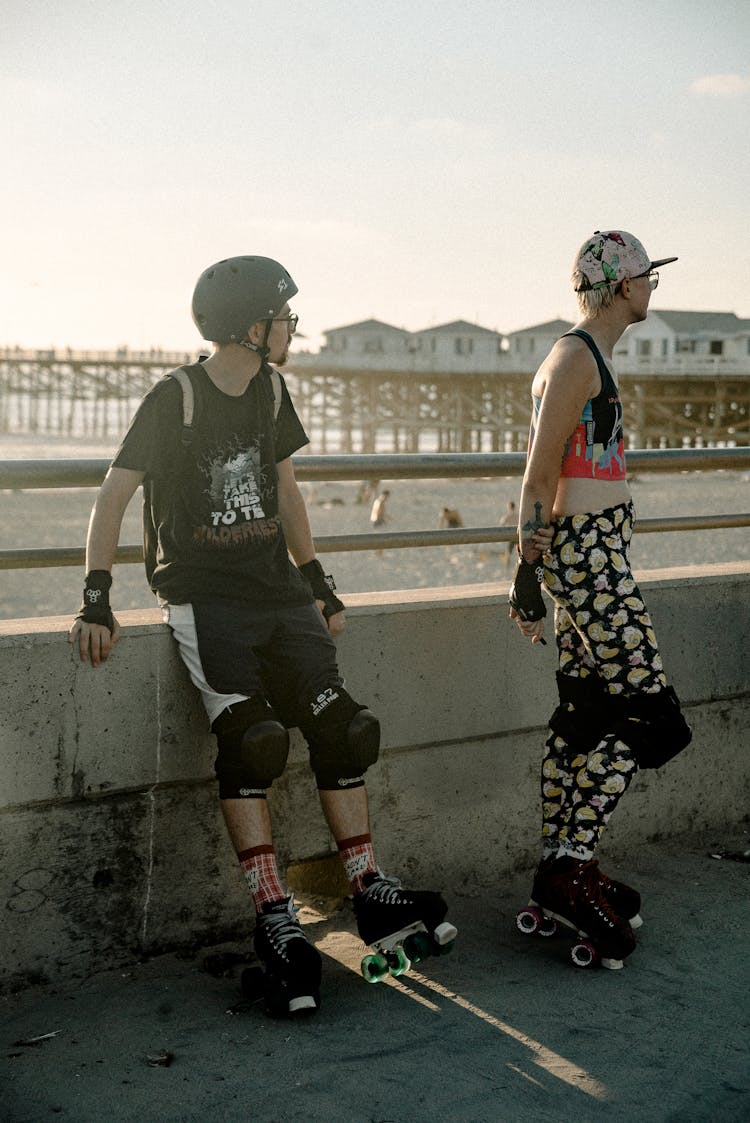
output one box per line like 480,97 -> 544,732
191,256 -> 298,343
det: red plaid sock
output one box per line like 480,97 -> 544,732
338,833 -> 378,895
238,845 -> 286,913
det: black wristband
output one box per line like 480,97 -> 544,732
298,559 -> 346,620
77,570 -> 115,632
509,556 -> 547,622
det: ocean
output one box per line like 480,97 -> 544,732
1,434 -> 748,622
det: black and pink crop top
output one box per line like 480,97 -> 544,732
532,328 -> 626,480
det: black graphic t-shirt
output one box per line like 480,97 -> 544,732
112,362 -> 314,608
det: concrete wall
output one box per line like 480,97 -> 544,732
1,563 -> 748,993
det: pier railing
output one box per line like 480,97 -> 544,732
1,447 -> 749,571
3,345 -> 750,376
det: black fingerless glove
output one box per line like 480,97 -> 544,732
509,556 -> 547,622
298,559 -> 345,621
76,570 -> 115,633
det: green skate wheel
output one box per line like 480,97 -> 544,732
387,946 -> 411,977
404,931 -> 433,964
361,952 -> 389,983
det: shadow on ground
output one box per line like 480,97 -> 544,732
2,829 -> 749,1123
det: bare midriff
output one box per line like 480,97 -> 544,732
552,476 -> 632,519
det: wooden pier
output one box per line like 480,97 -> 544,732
1,348 -> 749,452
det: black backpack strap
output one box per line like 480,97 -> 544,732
166,363 -> 282,452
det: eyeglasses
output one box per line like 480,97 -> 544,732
615,270 -> 659,294
273,313 -> 299,332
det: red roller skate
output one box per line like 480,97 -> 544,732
516,857 -> 636,970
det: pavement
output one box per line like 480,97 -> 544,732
2,827 -> 749,1123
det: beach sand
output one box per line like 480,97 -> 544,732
1,434 -> 748,621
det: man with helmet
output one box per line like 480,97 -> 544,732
69,255 -> 455,1016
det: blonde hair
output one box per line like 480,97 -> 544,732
572,270 -> 617,318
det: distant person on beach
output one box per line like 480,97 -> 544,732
67,256 -> 456,1015
369,489 -> 390,558
510,230 -> 692,970
438,506 -> 464,529
369,489 -> 390,528
498,500 -> 516,573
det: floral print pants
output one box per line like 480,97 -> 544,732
539,502 -> 667,856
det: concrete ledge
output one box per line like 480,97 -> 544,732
1,564 -> 749,991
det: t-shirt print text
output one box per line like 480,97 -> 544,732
192,444 -> 280,549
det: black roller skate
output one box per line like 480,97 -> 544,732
516,857 -> 636,970
353,872 -> 457,983
243,896 -> 322,1017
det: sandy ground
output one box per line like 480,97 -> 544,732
1,434 -> 749,621
2,827 -> 748,1122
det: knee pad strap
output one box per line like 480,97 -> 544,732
212,698 -> 290,798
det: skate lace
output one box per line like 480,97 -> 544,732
590,859 -> 612,890
260,898 -> 305,951
576,862 -> 619,921
362,873 -> 405,906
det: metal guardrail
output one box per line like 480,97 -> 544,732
1,448 -> 749,570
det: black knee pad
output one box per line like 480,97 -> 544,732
303,688 -> 381,790
212,697 -> 290,798
607,685 -> 692,770
549,672 -> 607,754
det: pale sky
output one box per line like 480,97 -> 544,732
2,0 -> 748,352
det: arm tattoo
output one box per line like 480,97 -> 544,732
521,501 -> 545,537
520,500 -> 547,563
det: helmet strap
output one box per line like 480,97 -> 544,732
239,318 -> 272,361
239,339 -> 264,355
